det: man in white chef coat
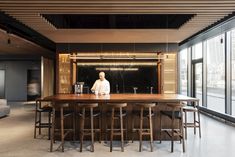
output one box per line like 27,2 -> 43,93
91,72 -> 110,95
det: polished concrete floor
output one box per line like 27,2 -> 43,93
0,102 -> 235,157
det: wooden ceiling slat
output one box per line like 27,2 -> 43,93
1,0 -> 235,4
2,3 -> 235,7
3,10 -> 233,14
2,6 -> 235,10
1,0 -> 234,44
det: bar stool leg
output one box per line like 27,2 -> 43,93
171,110 -> 175,153
198,110 -> 202,138
184,111 -> 188,140
50,107 -> 55,152
194,112 -> 196,134
110,108 -> 114,152
99,113 -> 102,143
60,107 -> 65,152
159,112 -> 162,143
80,108 -> 85,152
91,108 -> 94,152
120,107 -> 124,152
139,107 -> 143,152
181,109 -> 185,152
73,110 -> 76,142
39,111 -> 42,135
48,111 -> 51,140
131,113 -> 135,143
125,114 -> 128,144
34,101 -> 38,139
149,107 -> 153,152
105,112 -> 108,144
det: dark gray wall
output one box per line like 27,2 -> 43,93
0,61 -> 40,102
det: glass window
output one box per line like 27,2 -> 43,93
206,34 -> 225,114
192,42 -> 203,59
231,30 -> 235,117
179,48 -> 188,95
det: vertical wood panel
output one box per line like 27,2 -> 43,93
41,57 -> 54,97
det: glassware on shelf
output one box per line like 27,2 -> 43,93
150,87 -> 153,94
59,54 -> 71,93
133,87 -> 138,94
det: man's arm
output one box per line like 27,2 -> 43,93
91,80 -> 97,93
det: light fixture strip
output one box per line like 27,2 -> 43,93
69,53 -> 164,60
77,62 -> 158,66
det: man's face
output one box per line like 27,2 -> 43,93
99,73 -> 105,81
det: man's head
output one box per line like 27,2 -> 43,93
99,72 -> 105,81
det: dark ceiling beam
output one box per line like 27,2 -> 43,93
0,11 -> 55,52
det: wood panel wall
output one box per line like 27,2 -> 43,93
41,57 -> 54,97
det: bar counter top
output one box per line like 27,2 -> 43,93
41,93 -> 199,103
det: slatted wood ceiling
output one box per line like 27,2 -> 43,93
0,29 -> 53,55
0,0 -> 235,43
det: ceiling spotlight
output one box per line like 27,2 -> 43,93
220,38 -> 223,44
7,38 -> 11,44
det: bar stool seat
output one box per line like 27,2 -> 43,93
105,103 -> 127,152
160,103 -> 185,152
34,100 -> 52,140
50,103 -> 76,152
132,103 -> 155,152
78,103 -> 101,152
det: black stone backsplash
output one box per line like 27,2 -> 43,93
76,66 -> 158,94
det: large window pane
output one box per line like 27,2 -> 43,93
179,49 -> 188,95
231,30 -> 235,117
206,34 -> 225,113
192,42 -> 203,59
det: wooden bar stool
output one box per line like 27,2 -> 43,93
78,103 -> 101,152
34,99 -> 52,140
160,102 -> 185,152
132,103 -> 155,152
50,103 -> 76,152
105,103 -> 127,152
183,101 -> 201,139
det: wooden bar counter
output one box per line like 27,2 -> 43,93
41,94 -> 199,140
43,93 -> 198,103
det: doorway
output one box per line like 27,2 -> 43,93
0,70 -> 5,98
192,60 -> 203,106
